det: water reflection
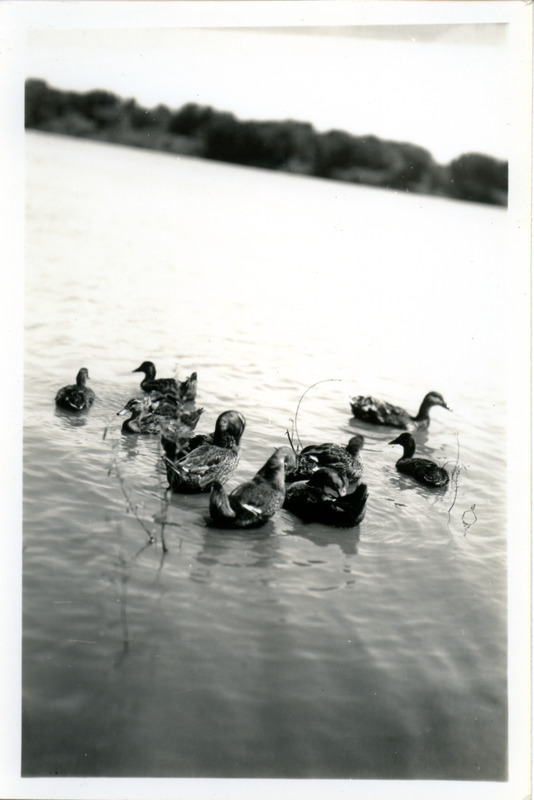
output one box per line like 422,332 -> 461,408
286,519 -> 360,556
194,525 -> 279,577
111,523 -> 166,668
54,407 -> 88,427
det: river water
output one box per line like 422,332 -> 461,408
22,131 -> 508,780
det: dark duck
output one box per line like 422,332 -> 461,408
350,391 -> 450,429
284,467 -> 369,528
55,368 -> 95,412
132,361 -> 197,401
288,435 -> 364,484
165,410 -> 246,493
388,433 -> 449,488
209,446 -> 296,529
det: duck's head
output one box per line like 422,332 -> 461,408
260,446 -> 297,480
346,434 -> 364,455
424,391 -> 450,410
214,410 -> 247,447
133,361 -> 156,379
308,467 -> 348,499
389,432 -> 416,457
280,446 -> 297,473
76,368 -> 90,386
117,398 -> 144,417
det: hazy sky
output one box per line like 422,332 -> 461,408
26,23 -> 509,164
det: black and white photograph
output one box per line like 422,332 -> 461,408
0,1 -> 531,798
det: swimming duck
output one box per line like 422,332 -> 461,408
55,368 -> 95,412
117,398 -> 162,435
132,361 -> 197,401
117,391 -> 180,421
284,468 -> 369,528
388,433 -> 449,488
164,409 -> 243,462
209,446 -> 296,529
350,391 -> 450,429
165,410 -> 246,493
118,397 -> 203,437
288,435 -> 364,484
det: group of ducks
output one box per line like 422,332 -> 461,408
55,362 -> 452,531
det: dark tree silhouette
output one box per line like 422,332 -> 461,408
24,79 -> 508,207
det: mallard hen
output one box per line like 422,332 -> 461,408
350,391 -> 449,429
209,446 -> 296,529
55,368 -> 95,412
388,432 -> 449,487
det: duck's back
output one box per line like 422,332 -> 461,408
316,482 -> 369,528
351,396 -> 410,428
284,479 -> 368,527
397,457 -> 449,487
209,478 -> 279,529
142,376 -> 179,395
167,442 -> 238,493
122,414 -> 161,435
229,474 -> 286,524
300,442 -> 363,483
55,384 -> 95,412
283,481 -> 324,522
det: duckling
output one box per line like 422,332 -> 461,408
117,399 -> 162,435
288,435 -> 364,484
55,368 -> 95,412
389,432 -> 449,487
132,361 -> 197,401
350,391 -> 449,429
284,468 -> 369,528
209,446 -> 296,529
165,410 -> 246,493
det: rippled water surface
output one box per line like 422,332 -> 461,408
23,132 -> 508,779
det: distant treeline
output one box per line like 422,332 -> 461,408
25,78 -> 508,206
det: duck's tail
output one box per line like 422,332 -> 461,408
67,392 -> 86,411
209,481 -> 236,527
330,481 -> 369,528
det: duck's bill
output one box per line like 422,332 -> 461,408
132,366 -> 143,373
